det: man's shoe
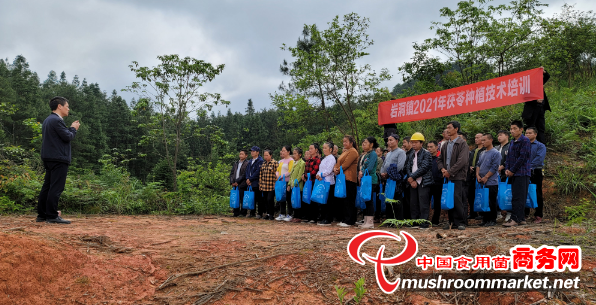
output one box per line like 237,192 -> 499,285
318,220 -> 331,226
36,216 -> 46,222
309,220 -> 316,224
484,221 -> 496,227
255,215 -> 262,220
275,214 -> 286,221
534,216 -> 542,224
457,225 -> 466,230
502,220 -> 518,227
46,216 -> 71,224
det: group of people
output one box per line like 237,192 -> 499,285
229,120 -> 546,230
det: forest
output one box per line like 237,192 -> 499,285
1,0 -> 595,219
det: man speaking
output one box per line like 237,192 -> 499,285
37,96 -> 80,224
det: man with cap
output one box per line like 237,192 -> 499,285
246,146 -> 264,218
405,132 -> 434,229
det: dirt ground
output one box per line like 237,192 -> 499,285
0,214 -> 595,305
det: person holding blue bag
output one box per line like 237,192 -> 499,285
379,134 -> 407,222
503,121 -> 532,227
475,133 -> 501,227
437,121 -> 469,231
275,145 -> 295,221
524,127 -> 546,223
303,143 -> 322,224
405,132 -> 434,229
258,149 -> 278,220
317,142 -> 336,225
334,135 -> 360,227
229,149 -> 250,217
286,147 -> 305,222
356,137 -> 379,229
245,146 -> 264,218
427,141 -> 444,226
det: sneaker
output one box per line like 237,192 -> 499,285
46,216 -> 71,224
284,215 -> 293,222
255,215 -> 262,220
496,213 -> 504,221
534,216 -> 542,224
36,216 -> 46,222
309,220 -> 316,224
268,215 -> 275,220
484,221 -> 496,227
262,215 -> 269,220
504,212 -> 511,222
502,220 -> 518,227
457,225 -> 465,230
318,220 -> 332,226
275,214 -> 286,221
338,222 -> 351,227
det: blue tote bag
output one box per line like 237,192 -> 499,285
334,167 -> 347,198
291,179 -> 302,209
360,169 -> 372,201
379,183 -> 386,212
243,186 -> 255,210
440,178 -> 454,210
275,174 -> 287,202
385,179 -> 397,200
302,173 -> 312,204
229,187 -> 240,209
355,187 -> 366,209
311,179 -> 330,204
473,183 -> 490,212
498,177 -> 512,210
526,182 -> 537,208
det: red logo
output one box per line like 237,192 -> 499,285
347,230 -> 418,294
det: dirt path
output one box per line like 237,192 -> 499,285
0,215 -> 594,304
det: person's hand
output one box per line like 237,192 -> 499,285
470,166 -> 474,172
316,174 -> 322,181
246,179 -> 251,186
506,170 -> 513,177
302,176 -> 307,182
232,182 -> 238,187
498,165 -> 504,171
481,177 -> 488,184
407,177 -> 414,183
410,180 -> 418,189
381,173 -> 388,179
71,120 -> 80,130
537,99 -> 544,103
358,171 -> 363,179
287,186 -> 291,192
477,176 -> 482,183
443,170 -> 451,178
334,168 -> 340,175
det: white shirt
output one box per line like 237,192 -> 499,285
317,154 -> 337,185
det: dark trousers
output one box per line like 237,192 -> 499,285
333,185 -> 344,222
320,184 -> 335,222
447,180 -> 466,227
233,187 -> 248,216
253,188 -> 263,216
364,184 -> 379,217
523,105 -> 546,144
511,176 -> 530,223
402,183 -> 411,219
343,181 -> 358,225
467,179 -> 478,218
430,183 -> 443,224
37,161 -> 69,219
280,190 -> 293,215
525,169 -> 544,218
482,185 -> 499,222
263,191 -> 275,216
410,184 -> 431,221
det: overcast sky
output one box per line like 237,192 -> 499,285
1,0 -> 592,114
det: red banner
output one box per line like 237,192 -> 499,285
378,68 -> 544,125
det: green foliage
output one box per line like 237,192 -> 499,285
0,196 -> 23,213
381,218 -> 432,228
334,285 -> 347,305
353,277 -> 367,304
564,196 -> 594,225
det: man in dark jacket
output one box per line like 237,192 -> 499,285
522,68 -> 550,144
245,146 -> 264,218
467,133 -> 485,221
494,130 -> 511,181
37,96 -> 80,224
437,121 -> 470,230
427,141 -> 443,225
405,132 -> 434,229
229,149 -> 249,217
401,137 -> 413,219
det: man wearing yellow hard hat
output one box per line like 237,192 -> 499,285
405,132 -> 434,229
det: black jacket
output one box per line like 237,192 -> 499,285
431,156 -> 443,184
229,160 -> 249,189
522,70 -> 551,119
495,142 -> 510,177
40,113 -> 77,164
405,148 -> 434,187
245,156 -> 264,190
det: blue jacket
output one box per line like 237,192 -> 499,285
530,140 -> 546,170
40,113 -> 77,164
245,156 -> 264,190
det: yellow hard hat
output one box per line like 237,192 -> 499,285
411,132 -> 425,142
